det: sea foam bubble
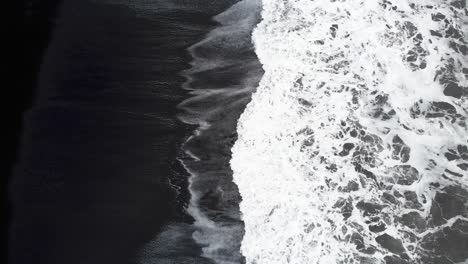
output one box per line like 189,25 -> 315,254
232,1 -> 468,263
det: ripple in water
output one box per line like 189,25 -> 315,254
137,0 -> 262,263
177,0 -> 262,263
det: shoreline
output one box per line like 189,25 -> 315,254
9,1 -> 221,263
176,0 -> 263,263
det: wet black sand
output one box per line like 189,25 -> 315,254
5,0 -> 63,262
7,1 -> 230,263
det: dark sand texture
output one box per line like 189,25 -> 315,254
8,1 -> 225,263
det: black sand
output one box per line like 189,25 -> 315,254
8,1 -> 226,263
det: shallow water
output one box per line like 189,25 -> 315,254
141,1 -> 262,263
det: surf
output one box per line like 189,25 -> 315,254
232,1 -> 468,263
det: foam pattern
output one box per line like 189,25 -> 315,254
231,1 -> 468,263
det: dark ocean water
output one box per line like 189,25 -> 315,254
9,0 -> 249,263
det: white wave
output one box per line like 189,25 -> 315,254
232,1 -> 468,263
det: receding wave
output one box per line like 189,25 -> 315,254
177,0 -> 262,263
232,1 -> 468,263
138,1 -> 262,263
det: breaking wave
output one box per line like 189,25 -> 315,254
232,1 -> 468,263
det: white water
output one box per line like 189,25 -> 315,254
232,1 -> 468,263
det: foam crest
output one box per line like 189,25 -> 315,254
232,1 -> 468,263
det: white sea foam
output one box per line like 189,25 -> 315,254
232,1 -> 468,263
